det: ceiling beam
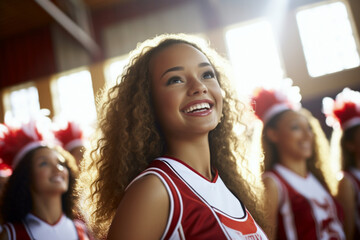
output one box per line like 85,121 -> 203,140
34,0 -> 101,57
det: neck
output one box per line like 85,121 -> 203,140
278,155 -> 308,177
31,193 -> 64,224
165,134 -> 212,180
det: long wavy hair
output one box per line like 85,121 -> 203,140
77,33 -> 266,239
340,125 -> 360,171
0,145 -> 78,223
261,108 -> 336,194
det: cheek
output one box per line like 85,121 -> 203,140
34,169 -> 48,180
210,85 -> 223,111
63,168 -> 70,182
153,91 -> 181,121
31,169 -> 48,189
278,131 -> 297,147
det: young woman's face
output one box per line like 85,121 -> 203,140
269,111 -> 314,161
150,43 -> 223,140
31,148 -> 69,196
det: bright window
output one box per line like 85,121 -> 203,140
105,57 -> 128,86
6,85 -> 40,123
296,1 -> 360,77
53,70 -> 97,127
225,19 -> 285,96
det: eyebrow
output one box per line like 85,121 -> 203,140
160,62 -> 212,78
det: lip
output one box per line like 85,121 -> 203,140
50,175 -> 65,183
181,99 -> 214,116
181,99 -> 214,111
299,141 -> 312,148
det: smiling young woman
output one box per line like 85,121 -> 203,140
0,121 -> 92,240
251,81 -> 345,240
323,88 -> 360,240
76,33 -> 269,240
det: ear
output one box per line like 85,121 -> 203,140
266,128 -> 279,143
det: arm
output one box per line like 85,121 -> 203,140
107,174 -> 170,240
336,175 -> 355,240
263,175 -> 280,240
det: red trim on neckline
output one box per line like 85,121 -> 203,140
161,155 -> 218,183
29,213 -> 64,226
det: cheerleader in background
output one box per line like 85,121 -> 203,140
0,119 -> 92,240
323,88 -> 360,239
251,79 -> 345,240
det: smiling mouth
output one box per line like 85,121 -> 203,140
300,142 -> 312,148
50,175 -> 64,183
183,103 -> 212,113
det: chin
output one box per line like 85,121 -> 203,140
53,186 -> 69,194
299,154 -> 312,160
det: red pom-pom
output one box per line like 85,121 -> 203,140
251,79 -> 302,123
53,121 -> 84,151
252,88 -> 286,120
0,161 -> 12,177
0,121 -> 48,169
323,88 -> 360,130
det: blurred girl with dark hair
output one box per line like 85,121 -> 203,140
0,120 -> 92,240
323,88 -> 360,239
251,80 -> 345,240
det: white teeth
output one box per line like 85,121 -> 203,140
300,142 -> 311,149
51,176 -> 63,183
184,103 -> 210,113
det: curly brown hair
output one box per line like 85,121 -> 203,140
261,108 -> 337,194
76,33 -> 266,239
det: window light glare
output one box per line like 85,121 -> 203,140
296,1 -> 360,77
225,20 -> 284,96
8,86 -> 40,123
56,70 -> 97,127
107,59 -> 128,86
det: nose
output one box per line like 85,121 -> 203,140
187,77 -> 207,96
54,162 -> 65,172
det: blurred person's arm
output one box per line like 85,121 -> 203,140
336,175 -> 355,240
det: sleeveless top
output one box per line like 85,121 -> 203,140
344,168 -> 360,239
264,164 -> 345,240
128,156 -> 268,240
2,213 -> 91,240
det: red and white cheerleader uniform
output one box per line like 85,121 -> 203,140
2,213 -> 91,240
344,168 -> 360,239
264,164 -> 345,240
128,156 -> 268,240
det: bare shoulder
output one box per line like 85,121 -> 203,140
339,174 -> 354,189
262,175 -> 280,240
263,175 -> 279,194
262,174 -> 280,205
0,228 -> 9,240
107,174 -> 170,240
337,174 -> 355,198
